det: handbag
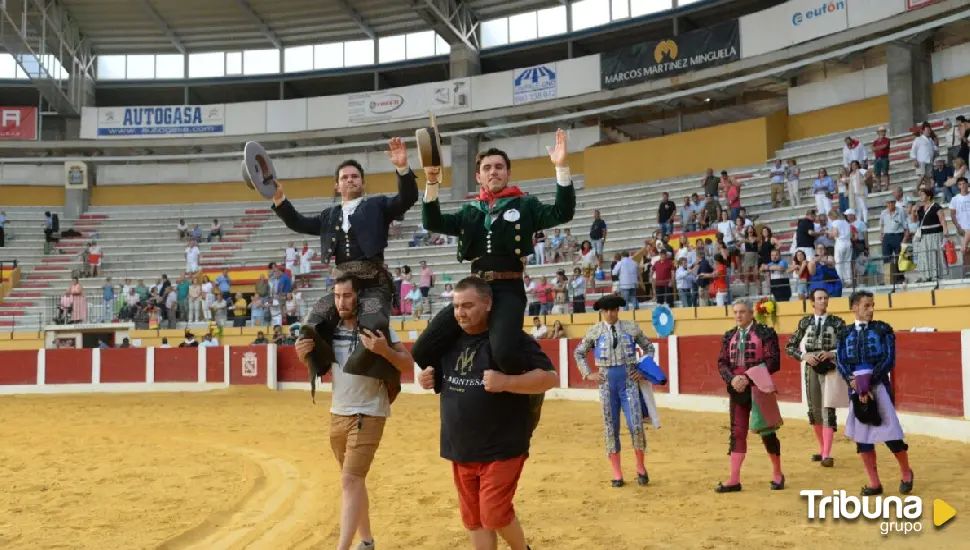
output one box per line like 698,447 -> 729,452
851,393 -> 882,426
912,205 -> 934,244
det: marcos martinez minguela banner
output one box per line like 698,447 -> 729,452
601,20 -> 740,90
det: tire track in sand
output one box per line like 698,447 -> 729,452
159,441 -> 335,550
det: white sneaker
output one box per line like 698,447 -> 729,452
353,540 -> 375,550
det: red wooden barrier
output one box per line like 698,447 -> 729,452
0,350 -> 37,385
229,346 -> 267,386
893,332 -> 964,417
156,348 -> 199,383
45,348 -> 92,384
206,347 -> 224,383
101,348 -> 147,383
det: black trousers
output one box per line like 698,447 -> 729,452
412,279 -> 528,374
0,226 -> 4,247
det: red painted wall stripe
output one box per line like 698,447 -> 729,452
100,348 -> 147,383
45,349 -> 92,385
277,346 -> 307,383
0,350 -> 37,385
156,348 -> 200,383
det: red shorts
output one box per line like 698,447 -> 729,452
451,454 -> 527,531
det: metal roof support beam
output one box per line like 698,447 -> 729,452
334,0 -> 376,40
136,0 -> 186,55
414,0 -> 479,51
234,0 -> 282,50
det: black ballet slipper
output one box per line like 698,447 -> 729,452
861,485 -> 884,496
900,471 -> 914,494
820,458 -> 834,468
637,473 -> 649,486
714,482 -> 742,493
611,479 -> 625,488
811,454 -> 823,462
770,475 -> 785,490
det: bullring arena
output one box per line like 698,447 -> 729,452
5,0 -> 970,548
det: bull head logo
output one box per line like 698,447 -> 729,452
654,39 -> 678,63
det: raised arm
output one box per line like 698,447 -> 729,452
421,199 -> 464,236
534,129 -> 576,230
271,199 -> 323,237
383,168 -> 420,220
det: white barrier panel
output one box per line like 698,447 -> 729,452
847,0 -> 905,29
92,105 -> 226,139
88,127 -> 598,185
306,95 -> 349,131
741,0 -> 848,59
347,78 -> 472,126
0,164 -> 63,185
266,98 -> 308,134
224,101 -> 269,136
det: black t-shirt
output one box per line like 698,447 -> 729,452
796,218 -> 815,248
696,258 -> 713,288
439,330 -> 555,463
590,219 -> 607,240
658,201 -> 676,223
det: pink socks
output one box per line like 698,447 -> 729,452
769,454 -> 783,484
634,450 -> 646,476
728,452 -> 745,485
812,425 -> 824,454
822,427 -> 835,459
860,451 -> 881,488
893,451 -> 913,482
609,453 -> 623,481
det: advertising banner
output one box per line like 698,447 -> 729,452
347,79 -> 471,125
0,106 -> 37,140
741,0 -> 849,59
601,21 -> 740,90
847,0 -> 904,29
95,105 -> 226,138
513,63 -> 558,105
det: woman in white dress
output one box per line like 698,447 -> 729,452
284,242 -> 298,272
298,241 -> 314,288
847,160 -> 869,223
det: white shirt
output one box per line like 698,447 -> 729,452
950,193 -> 970,229
910,135 -> 937,164
331,324 -> 400,417
611,257 -> 640,289
524,281 -> 537,303
831,219 -> 851,242
285,247 -> 298,264
185,246 -> 200,264
341,197 -> 363,232
716,221 -> 735,243
770,165 -> 786,183
531,325 -> 548,339
843,143 -> 868,168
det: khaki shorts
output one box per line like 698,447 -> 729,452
330,414 -> 386,477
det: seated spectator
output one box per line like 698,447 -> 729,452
160,337 -> 171,349
439,283 -> 454,301
177,219 -> 188,240
207,219 -> 222,242
211,294 -> 228,324
252,331 -> 269,345
410,224 -> 430,247
118,338 -> 131,348
563,228 -> 578,261
531,317 -> 548,339
191,225 -> 202,241
272,325 -> 286,345
200,334 -> 219,348
549,229 -> 565,262
549,320 -> 566,339
180,331 -> 199,347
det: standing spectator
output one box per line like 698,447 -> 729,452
724,173 -> 742,221
715,210 -> 737,251
532,230 -> 547,265
207,219 -> 222,242
828,211 -> 853,285
188,279 -> 203,323
812,169 -> 835,217
177,219 -> 188,240
675,257 -> 696,307
786,159 -> 801,207
911,125 -> 938,192
589,210 -> 607,266
914,187 -> 949,282
652,249 -> 674,306
694,247 -> 713,306
285,293 -> 299,325
85,241 -> 103,277
276,264 -> 293,295
657,192 -> 676,236
847,160 -> 869,223
298,241 -> 315,288
794,209 -> 817,261
0,210 -> 5,247
578,240 -> 597,281
872,127 -> 891,191
950,177 -> 970,261
212,294 -> 228,324
250,296 -> 266,327
552,271 -> 568,314
762,248 -> 791,302
399,268 -> 413,316
612,251 -> 640,311
419,260 -> 434,310
184,240 -> 201,274
951,115 -> 970,166
701,168 -> 720,198
769,159 -> 787,208
571,267 -> 586,314
68,277 -> 87,324
523,275 -> 539,316
789,250 -> 811,301
121,288 -> 140,321
232,293 -> 248,327
535,275 -> 554,315
163,288 -> 178,328
43,211 -> 57,255
215,268 -> 232,300
255,274 -> 270,299
879,196 -> 908,285
708,254 -> 730,306
549,229 -> 565,262
740,226 -> 760,297
700,195 -> 721,230
848,210 -> 869,283
681,195 -> 698,233
101,277 -> 115,322
284,241 -> 299,272
531,317 -> 548,340
842,136 -> 868,170
176,275 -> 190,320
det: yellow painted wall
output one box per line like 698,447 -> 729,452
583,117 -> 775,188
932,74 -> 970,113
0,186 -> 65,206
787,96 -> 889,142
0,266 -> 21,303
765,110 -> 790,158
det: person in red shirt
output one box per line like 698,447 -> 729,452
652,249 -> 675,306
872,127 -> 891,192
535,275 -> 554,315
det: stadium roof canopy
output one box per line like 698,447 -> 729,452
57,0 -> 560,54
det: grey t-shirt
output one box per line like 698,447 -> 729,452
330,324 -> 401,417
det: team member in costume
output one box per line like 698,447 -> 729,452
271,138 -> 418,400
785,288 -> 848,467
715,299 -> 786,493
412,130 -> 575,376
836,290 -> 914,495
573,295 -> 654,488
294,275 -> 415,550
418,276 -> 557,550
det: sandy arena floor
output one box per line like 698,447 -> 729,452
1,388 -> 968,549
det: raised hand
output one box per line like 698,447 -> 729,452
545,128 -> 568,168
386,137 -> 409,169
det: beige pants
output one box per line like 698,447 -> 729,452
330,414 -> 387,477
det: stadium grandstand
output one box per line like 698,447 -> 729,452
2,0 -> 970,547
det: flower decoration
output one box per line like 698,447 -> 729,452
753,297 -> 777,326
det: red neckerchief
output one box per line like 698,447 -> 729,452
302,245 -> 309,255
478,184 -> 526,210
846,139 -> 861,149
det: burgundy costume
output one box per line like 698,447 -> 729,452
716,322 -> 784,492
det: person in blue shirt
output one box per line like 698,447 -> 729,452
761,248 -> 791,302
215,269 -> 232,300
102,278 -> 115,323
276,265 -> 293,295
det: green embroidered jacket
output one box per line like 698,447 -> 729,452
422,183 -> 576,263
